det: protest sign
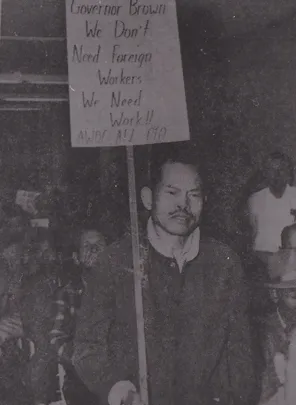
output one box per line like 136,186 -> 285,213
66,0 -> 189,147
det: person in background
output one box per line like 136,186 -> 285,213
0,219 -> 32,405
72,142 -> 259,405
247,152 -> 296,264
19,229 -> 61,405
237,152 -> 296,356
50,227 -> 106,405
50,228 -> 106,354
0,208 -> 29,311
260,224 -> 296,404
241,152 -> 296,363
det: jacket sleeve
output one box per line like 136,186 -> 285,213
72,253 -> 137,404
222,252 -> 262,405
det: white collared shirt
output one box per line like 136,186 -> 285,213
147,217 -> 200,272
248,185 -> 296,253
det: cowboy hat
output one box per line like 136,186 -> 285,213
266,248 -> 296,289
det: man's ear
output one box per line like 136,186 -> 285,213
141,187 -> 153,211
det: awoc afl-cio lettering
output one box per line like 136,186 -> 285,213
70,0 -> 166,16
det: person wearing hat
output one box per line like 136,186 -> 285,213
260,224 -> 296,404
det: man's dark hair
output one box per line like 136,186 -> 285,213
265,151 -> 294,185
238,150 -> 295,207
148,142 -> 204,191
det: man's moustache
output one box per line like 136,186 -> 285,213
170,211 -> 192,218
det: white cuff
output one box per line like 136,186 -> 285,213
108,381 -> 137,405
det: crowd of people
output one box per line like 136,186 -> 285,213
1,143 -> 296,405
0,220 -> 106,405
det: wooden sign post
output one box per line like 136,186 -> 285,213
65,1 -> 189,403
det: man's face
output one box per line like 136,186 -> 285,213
264,158 -> 290,194
39,240 -> 55,262
149,162 -> 203,236
79,230 -> 106,268
279,288 -> 296,310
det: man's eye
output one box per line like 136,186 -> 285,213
167,190 -> 177,196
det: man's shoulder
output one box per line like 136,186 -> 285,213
287,185 -> 296,197
200,236 -> 240,263
199,237 -> 244,286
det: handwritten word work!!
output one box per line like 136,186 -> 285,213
66,0 -> 189,147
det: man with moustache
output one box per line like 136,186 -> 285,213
72,142 -> 259,405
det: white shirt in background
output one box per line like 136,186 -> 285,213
248,185 -> 296,253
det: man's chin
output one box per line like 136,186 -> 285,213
166,225 -> 197,237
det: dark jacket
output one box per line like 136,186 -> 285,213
20,267 -> 61,404
73,234 -> 259,405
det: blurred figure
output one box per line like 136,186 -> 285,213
50,227 -> 106,405
19,228 -> 61,405
78,229 -> 106,269
50,228 -> 106,354
260,225 -> 296,404
247,152 -> 296,262
239,152 -> 296,388
0,213 -> 31,405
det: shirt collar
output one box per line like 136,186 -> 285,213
267,184 -> 291,198
147,217 -> 200,272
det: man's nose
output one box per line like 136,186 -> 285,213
176,193 -> 189,209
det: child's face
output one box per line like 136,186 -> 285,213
279,288 -> 296,310
79,230 -> 106,268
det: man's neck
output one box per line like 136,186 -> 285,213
153,223 -> 188,254
147,218 -> 200,269
269,184 -> 288,198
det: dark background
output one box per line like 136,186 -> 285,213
1,0 -> 296,240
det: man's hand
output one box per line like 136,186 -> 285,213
108,381 -> 143,405
274,352 -> 286,384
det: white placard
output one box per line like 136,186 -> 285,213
66,0 -> 190,147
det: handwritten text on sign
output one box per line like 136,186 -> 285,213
66,0 -> 189,147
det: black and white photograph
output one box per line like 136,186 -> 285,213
1,0 -> 296,404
